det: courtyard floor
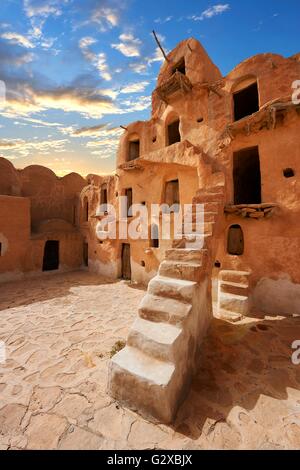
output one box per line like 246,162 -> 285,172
0,271 -> 299,450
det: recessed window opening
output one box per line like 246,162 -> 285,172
165,179 -> 180,213
125,188 -> 133,217
283,168 -> 295,178
83,242 -> 88,267
227,225 -> 244,256
233,147 -> 261,205
172,58 -> 185,75
100,186 -> 108,212
83,197 -> 89,222
128,139 -> 140,161
150,224 -> 159,248
233,82 -> 259,121
167,119 -> 181,146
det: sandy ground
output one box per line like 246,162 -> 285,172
0,271 -> 299,450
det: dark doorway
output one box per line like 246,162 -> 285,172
100,186 -> 108,212
167,120 -> 181,146
150,224 -> 159,248
233,82 -> 259,121
83,242 -> 88,267
128,140 -> 140,161
227,225 -> 244,256
83,198 -> 89,222
42,240 -> 59,271
121,243 -> 131,280
165,179 -> 180,206
233,147 -> 261,204
125,188 -> 133,216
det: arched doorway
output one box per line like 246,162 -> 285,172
42,240 -> 59,271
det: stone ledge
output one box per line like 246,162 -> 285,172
224,203 -> 278,219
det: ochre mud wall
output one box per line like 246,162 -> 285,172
0,159 -> 87,281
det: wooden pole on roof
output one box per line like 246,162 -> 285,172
152,30 -> 169,62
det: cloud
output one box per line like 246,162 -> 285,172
0,137 -> 69,156
86,125 -> 123,160
23,0 -> 65,19
71,123 -> 107,137
147,33 -> 168,64
154,16 -> 173,24
1,32 -> 35,49
120,95 -> 151,112
79,37 -> 112,81
189,4 -> 230,21
2,82 -> 121,119
0,39 -> 34,66
129,62 -> 148,75
120,81 -> 150,94
148,47 -> 166,64
20,116 -> 63,127
91,6 -> 119,31
40,36 -> 56,49
111,33 -> 142,58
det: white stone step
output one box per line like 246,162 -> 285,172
159,259 -> 203,282
219,292 -> 248,315
108,345 -> 176,422
148,275 -> 197,303
219,270 -> 250,286
165,248 -> 205,262
216,309 -> 243,323
128,317 -> 183,362
139,293 -> 192,325
219,281 -> 249,297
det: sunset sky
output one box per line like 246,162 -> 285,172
0,0 -> 299,177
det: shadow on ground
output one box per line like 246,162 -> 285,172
172,315 -> 300,447
0,271 -> 118,310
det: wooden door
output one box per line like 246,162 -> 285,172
122,244 -> 131,280
227,225 -> 244,255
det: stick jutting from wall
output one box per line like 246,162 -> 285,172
152,30 -> 169,63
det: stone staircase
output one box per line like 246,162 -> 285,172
216,269 -> 250,322
107,182 -> 225,423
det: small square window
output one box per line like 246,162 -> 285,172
283,168 -> 295,178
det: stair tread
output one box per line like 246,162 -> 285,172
219,292 -> 248,301
148,276 -> 197,303
131,317 -> 182,345
161,260 -> 202,268
219,280 -> 249,288
152,275 -> 197,288
217,309 -> 243,322
166,248 -> 203,254
111,345 -> 175,385
140,293 -> 192,311
220,270 -> 251,276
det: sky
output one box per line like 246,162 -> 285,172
0,0 -> 299,177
